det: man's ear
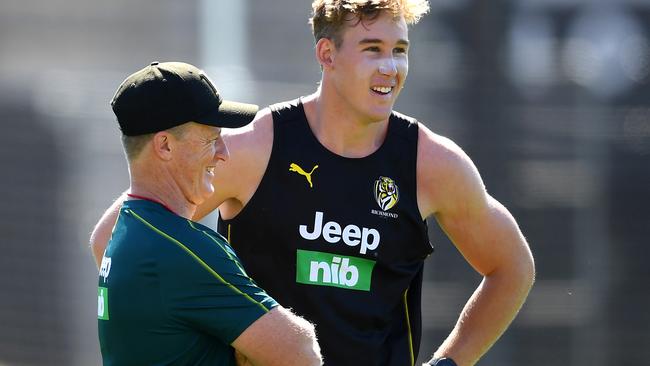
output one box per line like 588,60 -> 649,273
152,131 -> 174,161
315,38 -> 336,70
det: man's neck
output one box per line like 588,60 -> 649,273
128,172 -> 196,219
302,90 -> 390,158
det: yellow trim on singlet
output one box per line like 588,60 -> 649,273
126,209 -> 270,312
404,288 -> 415,366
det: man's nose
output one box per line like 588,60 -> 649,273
215,139 -> 229,162
378,58 -> 397,76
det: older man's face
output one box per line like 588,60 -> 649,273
171,123 -> 228,206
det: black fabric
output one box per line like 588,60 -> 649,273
218,99 -> 432,366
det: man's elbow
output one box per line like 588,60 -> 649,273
492,246 -> 536,294
293,318 -> 323,365
517,249 -> 536,294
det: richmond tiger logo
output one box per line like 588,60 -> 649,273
374,176 -> 399,211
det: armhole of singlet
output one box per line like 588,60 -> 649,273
410,118 -> 422,220
221,99 -> 303,226
389,112 -> 421,216
399,114 -> 434,256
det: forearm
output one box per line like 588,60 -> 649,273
432,264 -> 534,365
233,306 -> 322,366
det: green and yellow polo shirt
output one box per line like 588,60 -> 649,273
98,199 -> 277,366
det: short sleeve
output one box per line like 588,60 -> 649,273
158,228 -> 278,345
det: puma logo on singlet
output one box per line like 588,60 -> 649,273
289,163 -> 318,188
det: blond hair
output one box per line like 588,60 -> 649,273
310,0 -> 430,47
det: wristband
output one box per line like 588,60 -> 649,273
428,357 -> 458,366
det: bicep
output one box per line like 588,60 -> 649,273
436,194 -> 529,276
418,130 -> 530,276
193,116 -> 273,221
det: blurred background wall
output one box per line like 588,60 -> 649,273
0,0 -> 648,365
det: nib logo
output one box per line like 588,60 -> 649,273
97,287 -> 109,320
296,249 -> 376,291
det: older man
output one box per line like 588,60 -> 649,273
96,61 -> 321,366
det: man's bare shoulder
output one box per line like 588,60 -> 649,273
211,99 -> 308,219
417,123 -> 473,173
223,107 -> 274,156
416,122 -> 486,218
194,108 -> 275,220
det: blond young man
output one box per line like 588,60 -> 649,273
92,2 -> 535,365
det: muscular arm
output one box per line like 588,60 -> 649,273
232,306 -> 322,366
194,108 -> 273,221
90,191 -> 127,269
417,126 -> 535,366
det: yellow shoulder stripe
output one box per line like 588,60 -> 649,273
187,220 -> 248,276
127,209 -> 270,312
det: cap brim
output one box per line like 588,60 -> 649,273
200,100 -> 258,128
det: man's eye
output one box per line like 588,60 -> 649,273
394,47 -> 407,54
364,46 -> 381,52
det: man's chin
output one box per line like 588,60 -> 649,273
201,187 -> 216,200
367,105 -> 394,121
186,190 -> 214,206
366,111 -> 393,124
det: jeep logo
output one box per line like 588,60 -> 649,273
299,211 -> 380,254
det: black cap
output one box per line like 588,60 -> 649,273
111,61 -> 258,136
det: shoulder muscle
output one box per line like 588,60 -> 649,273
194,108 -> 274,220
416,123 -> 487,219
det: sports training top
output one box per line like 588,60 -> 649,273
98,199 -> 278,366
218,99 -> 433,366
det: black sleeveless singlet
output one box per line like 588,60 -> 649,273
218,99 -> 432,366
